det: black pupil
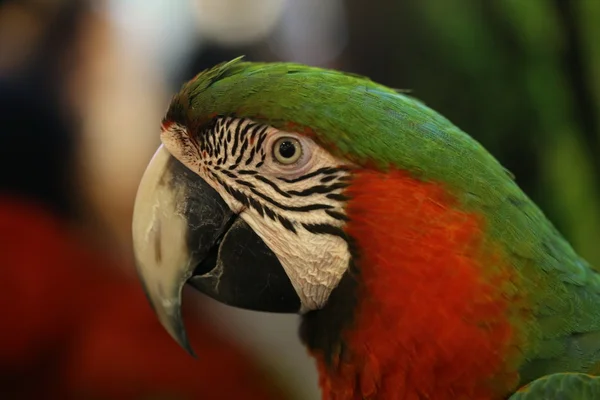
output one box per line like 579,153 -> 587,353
278,140 -> 297,159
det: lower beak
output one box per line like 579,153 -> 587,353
132,145 -> 300,355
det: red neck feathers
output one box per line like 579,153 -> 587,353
310,169 -> 525,400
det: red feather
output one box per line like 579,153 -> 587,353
313,170 -> 524,400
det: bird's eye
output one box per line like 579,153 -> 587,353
272,137 -> 303,165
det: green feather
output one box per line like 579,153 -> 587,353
167,57 -> 600,386
510,373 -> 600,399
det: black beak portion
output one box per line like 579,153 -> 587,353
188,217 -> 301,313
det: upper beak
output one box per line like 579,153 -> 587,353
132,145 -> 300,355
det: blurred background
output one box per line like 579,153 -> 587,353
0,0 -> 598,399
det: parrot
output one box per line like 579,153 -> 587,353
132,57 -> 600,400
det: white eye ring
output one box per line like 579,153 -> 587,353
272,137 -> 303,165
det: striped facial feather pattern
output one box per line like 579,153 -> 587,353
161,116 -> 354,311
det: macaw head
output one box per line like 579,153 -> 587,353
132,58 -> 576,398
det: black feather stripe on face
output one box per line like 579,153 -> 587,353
185,116 -> 354,239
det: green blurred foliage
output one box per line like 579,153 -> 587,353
344,0 -> 600,266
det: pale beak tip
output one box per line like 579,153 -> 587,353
138,277 -> 197,358
171,325 -> 197,359
155,300 -> 198,358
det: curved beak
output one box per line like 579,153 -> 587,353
132,145 -> 300,355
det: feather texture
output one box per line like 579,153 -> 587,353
169,58 -> 600,398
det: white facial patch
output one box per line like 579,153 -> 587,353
161,117 -> 354,311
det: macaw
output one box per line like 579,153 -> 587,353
132,58 -> 600,400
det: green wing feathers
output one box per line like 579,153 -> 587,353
510,373 -> 600,399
